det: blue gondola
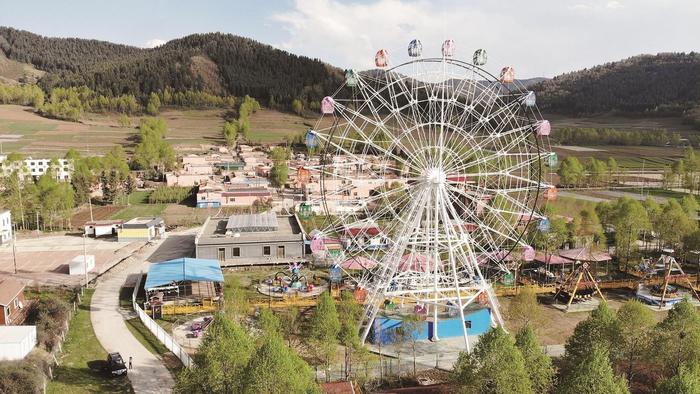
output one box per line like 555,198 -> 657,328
305,129 -> 319,149
538,218 -> 550,232
408,39 -> 422,57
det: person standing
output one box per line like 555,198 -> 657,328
129,356 -> 133,370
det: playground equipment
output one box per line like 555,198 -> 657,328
554,261 -> 606,309
302,39 -> 554,351
258,263 -> 327,299
637,254 -> 700,308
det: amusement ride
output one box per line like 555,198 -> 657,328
302,39 -> 555,350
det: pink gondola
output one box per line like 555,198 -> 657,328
375,49 -> 389,68
522,245 -> 535,262
499,66 -> 515,84
441,39 -> 455,57
320,96 -> 335,114
536,120 -> 551,136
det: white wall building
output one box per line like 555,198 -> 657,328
0,325 -> 36,361
0,210 -> 11,246
0,155 -> 72,181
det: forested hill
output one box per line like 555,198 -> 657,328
0,28 -> 343,106
532,52 -> 700,116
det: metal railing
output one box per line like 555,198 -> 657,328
132,272 -> 194,368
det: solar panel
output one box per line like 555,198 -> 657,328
226,211 -> 278,232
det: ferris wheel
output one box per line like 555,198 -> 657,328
300,39 -> 555,350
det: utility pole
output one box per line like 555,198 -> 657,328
88,196 -> 94,222
11,223 -> 17,274
82,234 -> 89,288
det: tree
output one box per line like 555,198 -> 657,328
258,307 -> 281,336
614,300 -> 654,385
117,114 -> 131,127
506,287 -> 543,331
241,331 -> 319,394
222,120 -> 238,146
515,325 -> 554,394
563,303 -> 619,369
653,299 -> 700,376
452,327 -> 533,394
175,315 -> 255,393
657,362 -> 700,394
146,92 -> 161,115
269,147 -> 289,188
134,117 -> 175,178
292,98 -> 304,116
607,157 -> 619,184
532,217 -> 568,262
309,291 -> 340,377
558,156 -> 585,186
610,197 -> 650,265
337,291 -> 362,378
558,346 -> 629,394
587,158 -> 608,186
681,194 -> 700,220
657,199 -> 697,251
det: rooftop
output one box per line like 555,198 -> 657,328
0,325 -> 36,344
144,258 -> 224,290
123,217 -> 163,228
0,278 -> 25,306
197,215 -> 303,245
226,212 -> 278,232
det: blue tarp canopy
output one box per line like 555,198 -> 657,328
144,258 -> 224,291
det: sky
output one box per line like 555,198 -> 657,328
2,0 -> 699,78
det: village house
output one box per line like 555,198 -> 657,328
195,212 -> 305,266
0,278 -> 27,325
0,210 -> 12,246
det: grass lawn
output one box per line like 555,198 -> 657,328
627,188 -> 700,202
48,289 -> 133,394
110,191 -> 166,220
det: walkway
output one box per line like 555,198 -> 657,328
91,240 -> 175,394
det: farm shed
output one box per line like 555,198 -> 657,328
0,325 -> 36,360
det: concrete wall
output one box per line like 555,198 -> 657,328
196,240 -> 304,263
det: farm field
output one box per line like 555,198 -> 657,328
552,144 -> 684,169
547,113 -> 700,134
0,104 -> 312,157
246,108 -> 312,144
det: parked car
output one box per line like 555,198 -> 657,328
106,352 -> 128,376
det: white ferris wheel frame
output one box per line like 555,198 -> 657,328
304,55 -> 553,351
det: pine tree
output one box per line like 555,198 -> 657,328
309,291 -> 340,375
563,303 -> 619,369
657,363 -> 700,394
653,299 -> 700,376
558,346 -> 629,394
337,291 -> 361,378
241,330 -> 319,393
614,300 -> 654,385
174,316 -> 255,393
515,325 -> 554,394
452,327 -> 533,394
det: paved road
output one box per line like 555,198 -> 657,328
91,241 -> 175,394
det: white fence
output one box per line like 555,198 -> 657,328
132,273 -> 194,368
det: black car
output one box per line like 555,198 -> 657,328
106,352 -> 128,376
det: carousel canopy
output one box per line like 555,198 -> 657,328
341,256 -> 378,270
534,252 -> 570,265
559,247 -> 612,262
145,258 -> 224,291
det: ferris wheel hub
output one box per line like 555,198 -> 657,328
422,167 -> 446,185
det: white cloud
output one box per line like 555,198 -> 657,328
271,0 -> 700,78
143,38 -> 166,48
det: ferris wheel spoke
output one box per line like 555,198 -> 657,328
353,74 -> 431,169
